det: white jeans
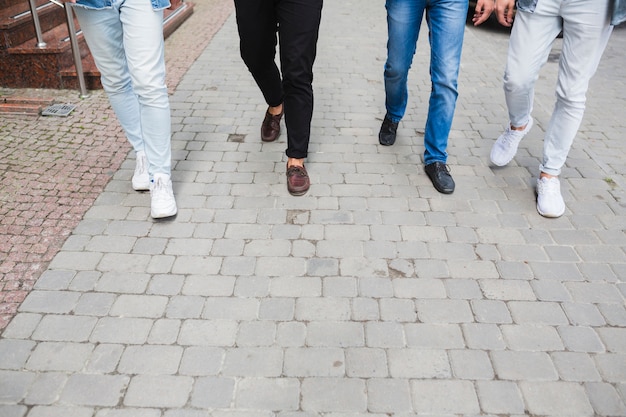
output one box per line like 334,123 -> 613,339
503,0 -> 613,176
73,0 -> 172,177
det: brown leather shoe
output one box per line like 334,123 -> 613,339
286,164 -> 310,196
261,108 -> 283,142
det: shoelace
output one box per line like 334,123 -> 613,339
537,178 -> 559,195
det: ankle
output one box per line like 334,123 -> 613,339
540,172 -> 557,180
287,158 -> 304,168
268,104 -> 283,116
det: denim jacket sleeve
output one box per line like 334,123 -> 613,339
612,0 -> 626,25
74,0 -> 171,11
516,0 -> 537,13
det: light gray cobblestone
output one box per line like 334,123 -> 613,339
2,2 -> 625,416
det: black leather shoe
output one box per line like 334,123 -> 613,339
379,116 -> 398,146
424,162 -> 455,194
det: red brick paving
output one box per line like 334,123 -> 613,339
0,0 -> 234,331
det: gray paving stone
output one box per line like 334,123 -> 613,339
501,324 -> 564,351
94,409 -> 161,417
283,347 -> 344,377
27,405 -> 94,417
551,351 -> 601,382
491,351 -> 558,381
476,380 -> 525,415
416,299 -> 473,323
449,349 -> 494,380
387,349 -> 450,378
124,375 -> 193,408
301,378 -> 366,412
557,325 -> 605,353
31,315 -> 97,342
23,372 -> 67,405
462,323 -> 506,350
202,297 -> 259,320
519,381 -> 594,416
508,301 -> 569,325
190,376 -> 235,408
345,347 -> 388,378
118,345 -> 183,375
597,327 -> 626,353
404,323 -> 464,349
235,378 -> 300,411
562,302 -> 607,326
306,321 -> 364,347
598,303 -> 626,326
0,405 -> 27,417
61,374 -> 129,406
26,342 -> 94,372
0,371 -> 36,403
95,272 -> 151,294
367,378 -> 412,413
1,313 -> 41,339
222,347 -> 282,376
178,319 -> 238,346
409,380 -> 480,415
365,321 -> 405,348
18,291 -> 81,314
585,382 -> 626,417
86,344 -> 124,373
34,270 -> 75,290
91,317 -> 153,344
74,293 -> 116,316
183,275 -> 235,296
0,339 -> 35,370
295,297 -> 351,321
480,279 -> 536,300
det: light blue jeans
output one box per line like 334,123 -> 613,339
73,0 -> 172,177
383,0 -> 467,165
504,0 -> 613,176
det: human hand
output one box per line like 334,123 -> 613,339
472,0 -> 495,26
495,0 -> 516,27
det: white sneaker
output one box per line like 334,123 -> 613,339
536,176 -> 565,218
132,151 -> 150,191
150,173 -> 177,218
490,117 -> 534,166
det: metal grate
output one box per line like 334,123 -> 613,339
42,103 -> 76,117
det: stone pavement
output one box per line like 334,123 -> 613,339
1,0 -> 626,415
0,0 -> 234,330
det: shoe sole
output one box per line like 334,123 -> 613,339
133,183 -> 150,191
536,205 -> 565,218
288,188 -> 309,196
151,208 -> 177,219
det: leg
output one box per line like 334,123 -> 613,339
423,0 -> 467,165
490,0 -> 561,167
73,4 -> 144,157
503,1 -> 562,129
383,0 -> 424,123
234,0 -> 284,108
118,0 -> 172,177
540,0 -> 613,176
276,0 -> 323,160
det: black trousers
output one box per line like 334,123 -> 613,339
234,0 -> 323,159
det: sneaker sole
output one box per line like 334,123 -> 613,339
133,182 -> 150,191
537,205 -> 565,218
151,208 -> 177,219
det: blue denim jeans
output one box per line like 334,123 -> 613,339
73,0 -> 172,177
384,0 -> 467,165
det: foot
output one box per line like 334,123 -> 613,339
261,105 -> 283,142
536,174 -> 565,218
379,115 -> 398,146
490,117 -> 533,166
132,151 -> 150,191
286,162 -> 310,196
424,162 -> 455,194
150,173 -> 177,218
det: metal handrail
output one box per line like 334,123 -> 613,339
26,0 -> 90,97
27,0 -> 47,47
